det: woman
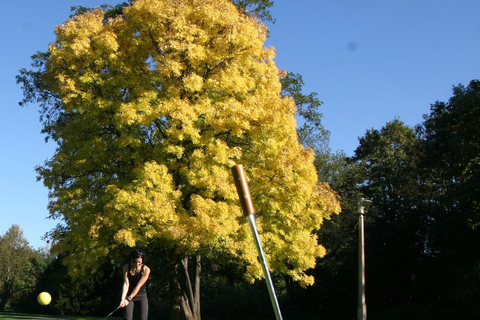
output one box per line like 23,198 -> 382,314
120,249 -> 151,320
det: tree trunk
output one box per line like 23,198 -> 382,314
0,296 -> 6,312
168,255 -> 202,320
0,281 -> 13,312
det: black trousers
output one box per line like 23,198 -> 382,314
124,294 -> 148,320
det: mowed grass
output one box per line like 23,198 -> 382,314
0,313 -> 122,320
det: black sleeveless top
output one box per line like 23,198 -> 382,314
127,265 -> 147,295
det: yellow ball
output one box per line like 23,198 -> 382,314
37,292 -> 51,306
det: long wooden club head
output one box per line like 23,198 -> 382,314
231,164 -> 255,216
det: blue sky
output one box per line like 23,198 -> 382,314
1,0 -> 479,249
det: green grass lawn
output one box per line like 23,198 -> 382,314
0,312 -> 122,320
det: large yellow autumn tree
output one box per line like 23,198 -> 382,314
18,0 -> 339,318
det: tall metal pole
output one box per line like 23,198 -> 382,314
247,214 -> 283,320
231,164 -> 283,320
358,198 -> 371,320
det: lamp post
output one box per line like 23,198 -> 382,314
358,198 -> 372,320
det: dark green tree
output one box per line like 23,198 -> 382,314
0,225 -> 38,311
307,151 -> 365,320
420,80 -> 480,229
417,80 -> 480,308
231,0 -> 275,22
353,120 -> 431,316
305,120 -> 425,318
280,72 -> 330,157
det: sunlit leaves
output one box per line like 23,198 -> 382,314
19,0 -> 339,285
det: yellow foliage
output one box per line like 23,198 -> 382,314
41,0 -> 340,285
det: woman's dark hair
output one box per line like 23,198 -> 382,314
130,249 -> 145,261
128,249 -> 146,272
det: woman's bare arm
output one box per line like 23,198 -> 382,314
119,264 -> 130,307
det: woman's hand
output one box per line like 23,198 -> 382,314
119,298 -> 130,308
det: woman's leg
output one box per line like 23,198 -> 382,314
137,295 -> 149,320
124,301 -> 134,320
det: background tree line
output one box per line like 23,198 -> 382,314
3,80 -> 479,319
311,79 -> 480,320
